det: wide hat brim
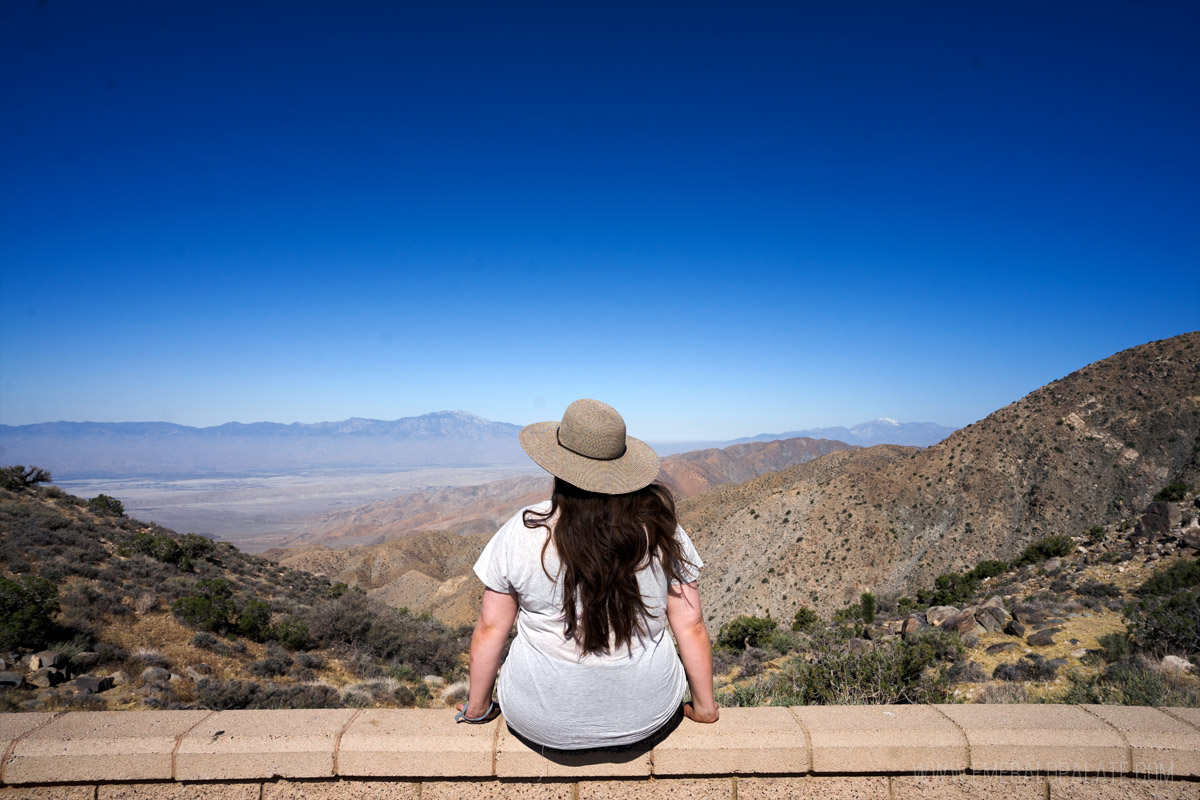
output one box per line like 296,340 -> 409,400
519,421 -> 660,495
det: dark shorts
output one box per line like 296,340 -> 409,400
506,702 -> 686,756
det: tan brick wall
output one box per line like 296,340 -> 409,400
0,706 -> 1196,797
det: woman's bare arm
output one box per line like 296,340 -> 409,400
460,587 -> 519,720
667,580 -> 719,723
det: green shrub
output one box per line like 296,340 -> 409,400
237,599 -> 273,641
860,592 -> 876,624
1137,558 -> 1200,597
791,607 -> 819,632
172,578 -> 236,633
271,616 -> 313,651
0,575 -> 60,649
1125,589 -> 1200,655
896,597 -> 917,614
0,465 -> 52,491
1096,632 -> 1135,662
129,531 -> 192,570
1015,535 -> 1075,566
917,572 -> 977,607
1154,482 -> 1189,503
717,615 -> 778,650
179,534 -> 216,561
966,560 -> 1009,582
88,494 -> 124,516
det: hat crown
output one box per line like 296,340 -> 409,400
557,399 -> 627,461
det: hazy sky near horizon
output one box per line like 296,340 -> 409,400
2,1 -> 1198,440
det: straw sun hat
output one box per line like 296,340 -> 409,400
519,399 -> 660,495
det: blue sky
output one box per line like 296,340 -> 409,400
1,0 -> 1197,441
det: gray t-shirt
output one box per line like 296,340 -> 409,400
473,501 -> 703,749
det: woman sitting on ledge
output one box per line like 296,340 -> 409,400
456,398 -> 719,751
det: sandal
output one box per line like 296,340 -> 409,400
455,701 -> 499,724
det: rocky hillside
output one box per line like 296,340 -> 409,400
289,436 -> 853,550
655,437 -> 854,496
682,332 -> 1200,626
267,436 -> 856,625
264,531 -> 494,628
713,490 -> 1200,708
0,478 -> 472,712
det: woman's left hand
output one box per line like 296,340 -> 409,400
456,701 -> 501,724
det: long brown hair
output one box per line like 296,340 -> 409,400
523,478 -> 692,656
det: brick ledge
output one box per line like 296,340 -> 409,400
0,705 -> 1195,796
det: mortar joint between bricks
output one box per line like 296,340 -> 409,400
1078,705 -> 1133,774
333,707 -> 363,776
929,705 -> 972,771
172,710 -> 215,780
2,712 -> 63,785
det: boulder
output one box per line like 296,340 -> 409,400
109,670 -> 128,686
925,606 -> 958,627
1071,648 -> 1090,659
844,637 -> 872,653
980,595 -> 1006,611
975,606 -> 1007,632
1010,605 -> 1046,625
140,667 -> 170,683
73,675 -> 114,694
1027,629 -> 1058,647
184,666 -> 212,682
31,651 -> 66,671
1161,655 -> 1195,673
986,642 -> 1019,655
944,607 -> 985,636
28,668 -> 66,688
901,616 -> 925,639
1135,502 -> 1177,542
1044,557 -> 1062,573
0,671 -> 25,688
75,653 -> 101,673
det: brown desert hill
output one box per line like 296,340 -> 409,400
655,437 -> 855,496
288,475 -> 552,548
680,332 -> 1200,627
264,530 -> 494,627
287,437 -> 853,550
267,437 -> 858,624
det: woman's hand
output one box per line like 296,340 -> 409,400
455,701 -> 501,723
683,700 -> 719,724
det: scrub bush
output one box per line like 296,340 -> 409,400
717,615 -> 778,650
0,575 -> 59,649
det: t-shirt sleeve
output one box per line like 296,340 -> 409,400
473,525 -> 514,594
671,524 -> 704,584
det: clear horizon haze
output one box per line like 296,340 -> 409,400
2,1 -> 1198,441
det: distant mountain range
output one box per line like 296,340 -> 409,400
650,419 -> 956,455
731,418 -> 957,448
0,409 -> 952,479
0,412 -> 525,477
